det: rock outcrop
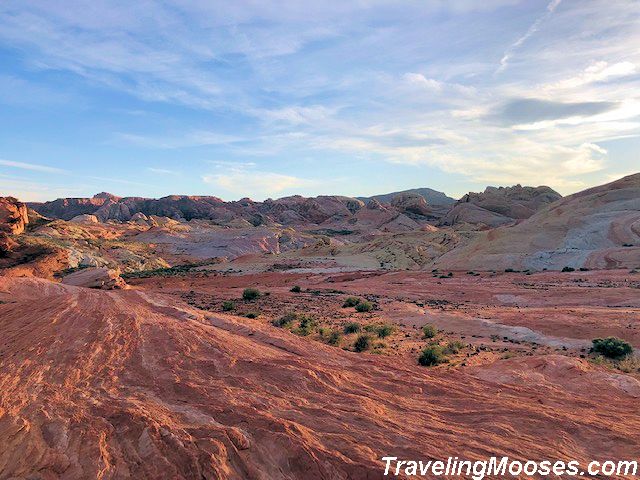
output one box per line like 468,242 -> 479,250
0,196 -> 29,235
435,173 -> 640,270
440,184 -> 561,228
61,267 -> 127,289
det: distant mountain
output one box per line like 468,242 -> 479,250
357,187 -> 456,207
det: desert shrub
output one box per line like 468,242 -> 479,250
245,312 -> 259,319
321,329 -> 342,346
344,322 -> 361,334
418,345 -> 448,366
342,297 -> 361,308
242,288 -> 261,301
422,324 -> 438,339
591,337 -> 633,359
376,324 -> 395,338
290,285 -> 302,293
617,356 -> 640,373
272,312 -> 298,328
221,301 -> 235,311
354,334 -> 372,352
355,300 -> 373,312
561,266 -> 575,272
293,314 -> 318,336
443,340 -> 465,355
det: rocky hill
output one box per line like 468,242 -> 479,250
358,187 -> 455,207
435,173 -> 640,270
439,184 -> 562,228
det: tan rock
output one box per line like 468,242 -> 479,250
61,267 -> 127,289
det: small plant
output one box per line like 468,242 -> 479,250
591,337 -> 633,359
293,314 -> 318,336
245,312 -> 259,319
354,334 -> 372,352
561,266 -> 575,272
272,312 -> 298,328
221,301 -> 235,312
326,330 -> 342,346
376,324 -> 395,338
418,345 -> 448,366
355,300 -> 373,312
242,288 -> 261,301
342,297 -> 361,308
290,285 -> 302,293
422,324 -> 438,339
343,322 -> 361,334
617,356 -> 640,373
443,340 -> 465,355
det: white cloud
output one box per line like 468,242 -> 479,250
202,171 -> 317,199
0,159 -> 66,173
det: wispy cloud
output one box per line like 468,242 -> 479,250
0,159 -> 66,173
496,0 -> 562,74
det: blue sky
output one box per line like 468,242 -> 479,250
0,0 -> 638,202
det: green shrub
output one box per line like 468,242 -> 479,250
326,330 -> 342,345
242,288 -> 261,301
342,297 -> 361,308
376,324 -> 395,338
355,300 -> 373,312
343,322 -> 361,334
354,334 -> 372,352
591,337 -> 633,359
221,301 -> 235,312
272,312 -> 298,328
422,324 -> 438,339
418,345 -> 448,366
562,266 -> 575,272
245,312 -> 259,319
293,314 -> 318,336
290,285 -> 302,293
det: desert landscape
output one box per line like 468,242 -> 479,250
1,174 -> 639,478
2,1 -> 640,478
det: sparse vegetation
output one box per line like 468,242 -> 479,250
422,324 -> 438,339
242,288 -> 261,301
272,312 -> 298,328
344,322 -> 361,334
354,334 -> 372,352
292,314 -> 318,336
342,297 -> 361,308
418,345 -> 448,366
222,301 -> 235,311
443,340 -> 465,355
561,266 -> 575,272
290,285 -> 302,293
244,312 -> 259,319
376,324 -> 394,338
591,337 -> 633,359
355,300 -> 373,312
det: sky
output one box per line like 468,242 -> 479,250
0,0 -> 639,202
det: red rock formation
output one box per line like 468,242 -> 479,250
1,276 -> 639,478
0,196 -> 29,235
